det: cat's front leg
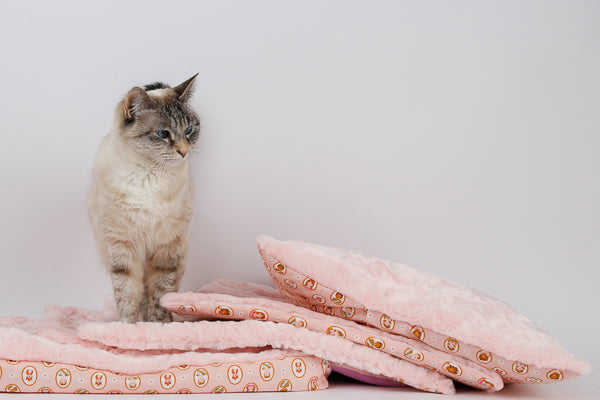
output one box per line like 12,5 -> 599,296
143,240 -> 186,322
109,242 -> 145,323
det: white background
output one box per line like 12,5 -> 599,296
0,1 -> 598,398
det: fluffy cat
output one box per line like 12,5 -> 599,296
88,75 -> 200,323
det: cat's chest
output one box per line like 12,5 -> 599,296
112,170 -> 189,216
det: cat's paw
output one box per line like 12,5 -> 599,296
143,306 -> 173,323
117,310 -> 140,324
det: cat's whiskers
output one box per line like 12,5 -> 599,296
149,156 -> 168,176
189,144 -> 213,163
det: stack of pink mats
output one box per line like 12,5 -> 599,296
0,235 -> 589,394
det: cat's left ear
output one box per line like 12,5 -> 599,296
173,73 -> 198,102
123,87 -> 155,120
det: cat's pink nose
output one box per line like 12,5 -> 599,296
177,149 -> 188,157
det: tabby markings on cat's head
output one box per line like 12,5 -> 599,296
120,74 -> 201,166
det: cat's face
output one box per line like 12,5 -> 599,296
118,74 -> 200,166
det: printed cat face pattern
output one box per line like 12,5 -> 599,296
0,357 -> 328,394
258,251 -> 574,386
165,290 -> 503,391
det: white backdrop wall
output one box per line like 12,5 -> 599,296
0,0 -> 598,379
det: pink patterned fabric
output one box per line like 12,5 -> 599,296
0,305 -> 330,394
80,294 -> 453,394
160,288 -> 502,391
256,235 -> 590,387
0,357 -> 327,394
0,234 -> 589,395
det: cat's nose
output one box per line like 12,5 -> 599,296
177,149 -> 188,158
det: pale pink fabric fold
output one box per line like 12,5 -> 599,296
255,235 -> 590,385
0,305 -> 331,393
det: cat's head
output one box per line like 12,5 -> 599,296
117,74 -> 200,166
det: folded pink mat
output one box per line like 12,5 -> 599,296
256,235 -> 590,387
0,304 -> 329,394
81,289 -> 453,394
159,281 -> 501,391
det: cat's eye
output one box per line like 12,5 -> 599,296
184,125 -> 193,135
156,129 -> 170,139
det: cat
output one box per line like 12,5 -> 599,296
88,74 -> 200,323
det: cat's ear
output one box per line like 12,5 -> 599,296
173,73 -> 198,102
123,87 -> 155,120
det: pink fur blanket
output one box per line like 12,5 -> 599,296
254,235 -> 590,388
0,295 -> 449,393
0,304 -> 332,394
0,235 -> 589,394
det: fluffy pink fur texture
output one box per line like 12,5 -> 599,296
0,306 -> 297,376
256,235 -> 590,375
199,279 -> 286,301
155,287 -> 503,390
0,302 -> 453,393
80,302 -> 453,393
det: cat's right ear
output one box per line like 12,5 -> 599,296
123,87 -> 154,121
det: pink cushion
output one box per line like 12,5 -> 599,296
161,285 -> 484,393
257,235 -> 590,385
0,357 -> 326,394
0,305 -> 329,394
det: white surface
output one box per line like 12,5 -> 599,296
0,0 -> 598,398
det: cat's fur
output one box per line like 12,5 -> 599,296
88,75 -> 200,323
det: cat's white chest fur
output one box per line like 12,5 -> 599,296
117,168 -> 185,217
89,133 -> 192,246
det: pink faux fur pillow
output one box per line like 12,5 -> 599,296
257,235 -> 590,385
